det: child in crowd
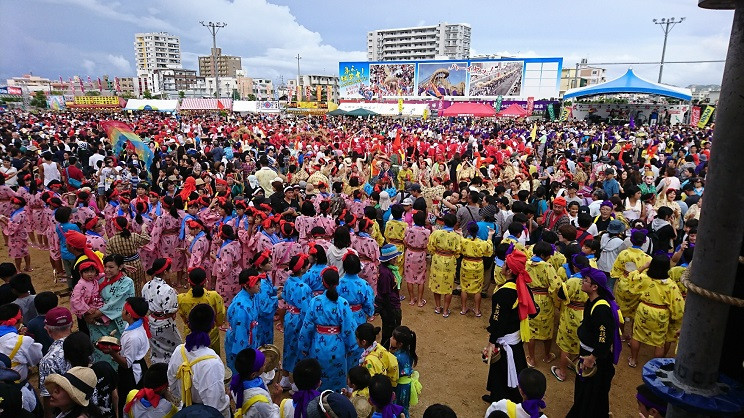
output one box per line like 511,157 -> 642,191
71,260 -> 107,336
345,366 -> 373,418
356,323 -> 399,387
10,273 -> 37,325
123,363 -> 178,418
390,326 -> 421,418
279,358 -> 322,418
142,258 -> 181,365
485,368 -> 548,418
26,291 -> 58,355
177,267 -> 226,354
368,374 -> 405,418
0,262 -> 18,305
230,347 -> 278,417
377,244 -> 403,348
99,296 -> 151,413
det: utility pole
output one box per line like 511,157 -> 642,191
296,54 -> 302,100
200,21 -> 227,98
652,17 -> 685,83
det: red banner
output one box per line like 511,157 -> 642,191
526,96 -> 534,115
690,106 -> 701,126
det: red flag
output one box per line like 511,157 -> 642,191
217,100 -> 225,110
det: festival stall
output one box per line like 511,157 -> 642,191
441,102 -> 497,117
496,103 -> 530,118
562,69 -> 693,124
124,99 -> 178,112
179,98 -> 233,111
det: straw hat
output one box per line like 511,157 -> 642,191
45,367 -> 97,407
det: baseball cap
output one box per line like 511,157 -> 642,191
45,307 -> 73,327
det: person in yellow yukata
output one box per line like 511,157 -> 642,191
627,255 -> 685,368
458,222 -> 494,317
384,204 -> 408,280
427,213 -> 461,318
524,241 -> 562,367
612,230 -> 653,340
551,252 -> 590,382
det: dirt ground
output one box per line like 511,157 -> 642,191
8,247 -> 662,418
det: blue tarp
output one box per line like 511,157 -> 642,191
564,69 -> 692,101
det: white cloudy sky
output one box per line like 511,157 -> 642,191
0,0 -> 734,87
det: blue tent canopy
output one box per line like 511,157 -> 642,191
564,69 -> 692,101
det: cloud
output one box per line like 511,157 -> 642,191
106,54 -> 132,73
82,59 -> 96,74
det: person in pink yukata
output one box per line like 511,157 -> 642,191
186,219 -> 214,285
0,196 -> 32,272
353,218 -> 381,296
403,211 -> 431,307
214,224 -> 242,306
83,217 -> 107,254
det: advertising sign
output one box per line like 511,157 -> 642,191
340,57 -> 562,99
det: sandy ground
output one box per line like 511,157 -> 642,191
7,246 -> 662,418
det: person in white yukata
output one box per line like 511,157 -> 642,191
142,257 -> 182,364
168,303 -> 231,418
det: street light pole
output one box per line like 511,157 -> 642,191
200,21 -> 227,98
652,17 -> 685,83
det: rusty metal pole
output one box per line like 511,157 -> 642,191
666,2 -> 744,417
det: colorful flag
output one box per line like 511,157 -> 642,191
100,120 -> 154,171
697,105 -> 714,128
690,106 -> 701,126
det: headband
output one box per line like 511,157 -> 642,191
124,302 -> 151,338
0,310 -> 22,327
253,250 -> 271,268
290,253 -> 309,274
151,258 -> 172,276
84,217 -> 99,231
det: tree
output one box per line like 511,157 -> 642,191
143,90 -> 152,99
29,91 -> 47,108
178,91 -> 185,99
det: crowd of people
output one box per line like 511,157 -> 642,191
0,107 -> 709,417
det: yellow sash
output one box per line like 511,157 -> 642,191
234,394 -> 270,418
176,345 -> 217,407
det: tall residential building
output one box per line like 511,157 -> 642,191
367,23 -> 471,61
134,32 -> 182,76
199,48 -> 242,77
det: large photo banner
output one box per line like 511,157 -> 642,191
339,57 -> 562,99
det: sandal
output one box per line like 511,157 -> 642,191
526,356 -> 536,368
628,357 -> 637,368
543,352 -> 557,364
442,309 -> 451,318
434,306 -> 442,315
550,366 -> 565,382
418,299 -> 427,308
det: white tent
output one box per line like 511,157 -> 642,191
124,99 -> 178,112
338,102 -> 429,117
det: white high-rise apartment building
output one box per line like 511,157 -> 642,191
134,32 -> 182,76
367,23 -> 471,61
